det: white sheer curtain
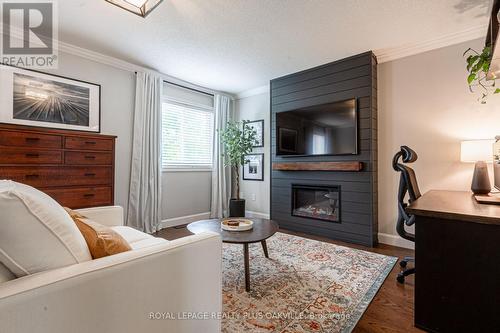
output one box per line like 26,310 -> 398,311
127,72 -> 163,233
210,94 -> 233,218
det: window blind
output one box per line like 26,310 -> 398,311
161,101 -> 214,169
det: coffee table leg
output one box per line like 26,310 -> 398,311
261,240 -> 269,258
244,243 -> 250,292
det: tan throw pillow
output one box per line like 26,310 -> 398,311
64,208 -> 131,259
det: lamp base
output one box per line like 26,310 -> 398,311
471,161 -> 491,195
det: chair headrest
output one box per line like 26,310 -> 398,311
392,145 -> 418,171
400,146 -> 418,163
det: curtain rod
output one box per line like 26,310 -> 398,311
164,80 -> 215,97
134,71 -> 215,97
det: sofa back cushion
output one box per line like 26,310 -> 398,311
0,180 -> 92,277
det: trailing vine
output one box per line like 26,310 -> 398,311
463,46 -> 500,104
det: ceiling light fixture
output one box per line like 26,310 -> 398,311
105,0 -> 164,18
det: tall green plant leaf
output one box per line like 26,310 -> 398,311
218,121 -> 257,200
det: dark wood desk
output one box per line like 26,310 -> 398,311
408,190 -> 500,333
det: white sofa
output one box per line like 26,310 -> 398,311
0,205 -> 223,333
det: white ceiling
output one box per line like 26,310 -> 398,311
59,0 -> 491,94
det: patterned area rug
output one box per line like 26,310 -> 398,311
222,232 -> 397,333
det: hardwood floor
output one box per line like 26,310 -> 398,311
155,226 -> 423,333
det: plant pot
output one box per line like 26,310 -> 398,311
229,199 -> 245,217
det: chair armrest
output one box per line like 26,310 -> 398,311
75,205 -> 124,227
0,232 -> 222,333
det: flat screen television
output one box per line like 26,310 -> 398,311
276,98 -> 358,156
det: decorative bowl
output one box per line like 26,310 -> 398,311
221,218 -> 254,232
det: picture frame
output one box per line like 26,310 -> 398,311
0,64 -> 101,132
245,119 -> 264,148
243,153 -> 264,181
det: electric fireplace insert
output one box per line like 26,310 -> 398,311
291,184 -> 340,223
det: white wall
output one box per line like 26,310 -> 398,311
378,38 -> 500,237
46,51 -> 135,216
236,38 -> 500,245
45,51 -> 212,222
235,92 -> 270,216
161,171 -> 211,219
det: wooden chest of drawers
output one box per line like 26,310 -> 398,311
0,124 -> 116,209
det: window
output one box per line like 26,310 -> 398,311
161,83 -> 214,170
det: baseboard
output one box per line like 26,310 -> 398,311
159,212 -> 211,229
245,210 -> 270,219
378,233 -> 414,250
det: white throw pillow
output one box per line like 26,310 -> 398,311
0,180 -> 92,277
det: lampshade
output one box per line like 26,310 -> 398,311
460,140 -> 495,163
105,0 -> 163,17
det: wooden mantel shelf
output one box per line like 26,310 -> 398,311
272,161 -> 363,172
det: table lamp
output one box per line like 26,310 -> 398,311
461,140 -> 495,194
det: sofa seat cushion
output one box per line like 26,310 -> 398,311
111,226 -> 154,243
128,238 -> 168,250
0,180 -> 92,277
111,226 -> 167,250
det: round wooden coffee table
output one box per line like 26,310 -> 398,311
187,218 -> 279,292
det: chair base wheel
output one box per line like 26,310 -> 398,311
399,261 -> 407,268
397,273 -> 405,283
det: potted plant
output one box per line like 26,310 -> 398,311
219,121 -> 257,217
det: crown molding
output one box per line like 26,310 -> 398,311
57,40 -> 235,97
236,25 -> 488,98
2,25 -> 232,97
58,40 -> 143,72
5,23 -> 486,99
236,84 -> 269,99
374,24 -> 488,63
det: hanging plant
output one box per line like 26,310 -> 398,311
463,45 -> 500,104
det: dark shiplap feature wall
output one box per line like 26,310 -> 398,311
270,51 -> 378,247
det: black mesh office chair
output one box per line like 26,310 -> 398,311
392,146 -> 421,283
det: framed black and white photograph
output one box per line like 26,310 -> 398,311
245,119 -> 264,147
243,153 -> 264,181
0,64 -> 101,132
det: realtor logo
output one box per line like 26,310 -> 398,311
1,1 -> 58,68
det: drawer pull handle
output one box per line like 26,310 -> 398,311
25,153 -> 39,158
84,173 -> 96,177
85,155 -> 96,159
85,141 -> 96,145
25,137 -> 40,142
25,174 -> 39,179
83,193 -> 95,198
